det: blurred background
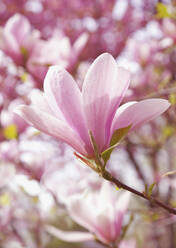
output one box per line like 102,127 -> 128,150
0,0 -> 176,247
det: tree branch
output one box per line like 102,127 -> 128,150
101,170 -> 176,215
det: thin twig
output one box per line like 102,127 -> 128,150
101,170 -> 176,215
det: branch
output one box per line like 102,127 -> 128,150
101,170 -> 176,215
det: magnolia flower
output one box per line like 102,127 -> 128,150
27,32 -> 88,82
0,14 -> 40,65
46,181 -> 130,245
15,53 -> 170,158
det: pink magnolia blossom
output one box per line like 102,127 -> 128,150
0,14 -> 40,65
1,99 -> 28,134
27,32 -> 88,82
162,18 -> 176,41
15,53 -> 170,158
46,181 -> 130,245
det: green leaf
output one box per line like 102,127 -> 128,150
148,183 -> 156,197
156,3 -> 171,19
101,125 -> 131,164
110,125 -> 131,146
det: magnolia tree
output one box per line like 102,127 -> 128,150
0,0 -> 176,248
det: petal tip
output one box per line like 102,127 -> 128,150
97,52 -> 115,61
13,104 -> 26,116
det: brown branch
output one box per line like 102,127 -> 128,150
101,170 -> 176,215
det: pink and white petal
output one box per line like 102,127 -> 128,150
6,14 -> 31,45
115,191 -> 131,213
82,53 -> 131,152
67,195 -> 97,234
98,181 -> 118,206
119,240 -> 136,248
3,20 -> 20,55
73,32 -> 88,55
113,192 -> 131,238
111,99 -> 170,134
95,209 -> 117,244
14,105 -> 87,155
44,66 -> 92,153
46,225 -> 94,242
3,14 -> 31,64
30,90 -> 53,115
43,67 -> 65,120
4,14 -> 31,54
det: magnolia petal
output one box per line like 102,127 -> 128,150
98,184 -> 130,242
113,192 -> 131,239
120,240 -> 136,248
82,53 -> 130,152
3,14 -> 31,55
44,66 -> 92,154
30,90 -> 53,114
14,105 -> 87,155
73,32 -> 88,55
6,14 -> 31,44
111,99 -> 170,134
67,194 -> 97,234
115,191 -> 131,212
46,225 -> 94,242
95,209 -> 116,244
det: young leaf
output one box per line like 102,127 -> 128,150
148,183 -> 156,197
110,125 -> 131,146
101,125 -> 131,164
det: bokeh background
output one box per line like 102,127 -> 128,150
0,0 -> 176,247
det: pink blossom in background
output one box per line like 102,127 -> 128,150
27,32 -> 88,82
120,240 -> 136,248
15,53 -> 170,158
1,99 -> 28,134
162,18 -> 176,41
43,157 -> 103,204
0,14 -> 40,66
46,181 -> 130,245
